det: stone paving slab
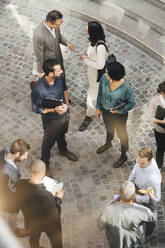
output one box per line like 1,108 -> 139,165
94,0 -> 165,31
0,0 -> 165,247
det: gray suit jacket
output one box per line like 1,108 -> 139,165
33,22 -> 68,74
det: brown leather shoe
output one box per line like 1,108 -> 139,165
96,143 -> 112,154
14,228 -> 30,238
59,150 -> 78,161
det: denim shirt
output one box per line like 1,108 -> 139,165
31,76 -> 67,115
96,74 -> 135,114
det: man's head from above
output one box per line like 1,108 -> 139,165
30,160 -> 46,181
43,59 -> 63,79
46,10 -> 63,29
119,181 -> 135,203
10,139 -> 30,162
138,147 -> 153,168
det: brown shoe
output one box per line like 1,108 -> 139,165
96,143 -> 112,154
59,150 -> 78,161
14,228 -> 30,238
46,168 -> 53,178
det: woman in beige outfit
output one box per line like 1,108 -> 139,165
79,21 -> 107,131
148,81 -> 165,170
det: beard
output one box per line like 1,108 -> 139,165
15,157 -> 23,162
53,72 -> 63,80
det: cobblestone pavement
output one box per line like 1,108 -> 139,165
0,0 -> 165,247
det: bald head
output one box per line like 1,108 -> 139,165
119,181 -> 135,202
30,160 -> 46,177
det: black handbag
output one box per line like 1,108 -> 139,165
96,42 -> 117,82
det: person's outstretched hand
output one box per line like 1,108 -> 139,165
67,42 -> 75,51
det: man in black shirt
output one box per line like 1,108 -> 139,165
31,59 -> 78,174
16,159 -> 64,248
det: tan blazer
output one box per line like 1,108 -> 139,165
33,22 -> 68,74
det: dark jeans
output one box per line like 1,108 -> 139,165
41,112 -> 69,167
155,130 -> 165,169
102,110 -> 129,153
29,227 -> 62,248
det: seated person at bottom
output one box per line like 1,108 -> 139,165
31,58 -> 78,174
129,147 -> 161,208
16,160 -> 64,248
98,181 -> 157,248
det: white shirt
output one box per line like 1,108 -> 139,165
87,45 -> 94,57
43,22 -> 56,38
84,43 -> 107,70
129,158 -> 161,203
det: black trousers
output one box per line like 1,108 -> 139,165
41,112 -> 69,167
102,110 -> 129,153
29,226 -> 62,248
155,130 -> 165,169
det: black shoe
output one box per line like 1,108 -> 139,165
79,116 -> 92,132
96,143 -> 112,154
113,153 -> 128,168
59,150 -> 78,161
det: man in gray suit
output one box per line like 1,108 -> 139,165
33,10 -> 74,78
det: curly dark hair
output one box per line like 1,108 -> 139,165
88,21 -> 105,46
42,58 -> 59,76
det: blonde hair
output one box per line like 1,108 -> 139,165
138,147 -> 153,161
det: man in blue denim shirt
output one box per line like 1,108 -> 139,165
31,59 -> 78,174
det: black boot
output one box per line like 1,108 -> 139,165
79,116 -> 92,132
96,143 -> 112,154
113,152 -> 128,168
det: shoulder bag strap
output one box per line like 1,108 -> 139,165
96,42 -> 110,54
